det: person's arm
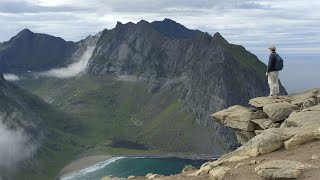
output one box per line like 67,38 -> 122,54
267,54 -> 271,73
267,54 -> 276,72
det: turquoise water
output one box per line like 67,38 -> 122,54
61,157 -> 213,180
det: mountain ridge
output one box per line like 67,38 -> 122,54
5,19 -> 287,153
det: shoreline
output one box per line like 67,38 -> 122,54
56,153 -> 218,179
56,155 -> 112,180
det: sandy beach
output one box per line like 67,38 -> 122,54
57,155 -> 112,179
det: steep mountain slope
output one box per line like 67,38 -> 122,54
0,73 -> 84,180
4,19 -> 287,156
86,19 -> 287,152
0,29 -> 100,74
0,29 -> 75,73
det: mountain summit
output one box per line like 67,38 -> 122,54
151,18 -> 202,39
86,19 -> 287,152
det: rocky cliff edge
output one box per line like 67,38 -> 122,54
103,89 -> 320,180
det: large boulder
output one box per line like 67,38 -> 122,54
209,166 -> 231,180
145,173 -> 163,179
284,132 -> 318,149
255,160 -> 313,179
224,128 -> 293,158
182,165 -> 197,172
281,111 -> 320,128
212,105 -> 266,131
263,102 -> 299,122
187,164 -> 212,176
302,98 -> 318,109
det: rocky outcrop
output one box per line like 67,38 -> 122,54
213,89 -> 320,145
204,89 -> 320,179
212,105 -> 266,131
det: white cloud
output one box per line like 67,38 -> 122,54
36,46 -> 95,78
3,74 -> 20,81
0,113 -> 37,176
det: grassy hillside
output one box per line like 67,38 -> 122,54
17,75 -> 227,155
0,79 -> 84,180
12,74 -> 229,179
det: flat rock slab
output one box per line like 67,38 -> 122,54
263,102 -> 299,122
281,111 -> 320,128
212,105 -> 266,131
249,97 -> 283,108
255,160 -> 312,179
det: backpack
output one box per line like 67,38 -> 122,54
274,53 -> 284,71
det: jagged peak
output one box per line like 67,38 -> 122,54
154,18 -> 180,24
114,20 -> 150,30
137,19 -> 149,24
115,21 -> 123,28
212,32 -> 229,45
151,18 -> 202,39
163,18 -> 174,21
19,28 -> 33,34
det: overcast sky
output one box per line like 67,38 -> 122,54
0,0 -> 319,92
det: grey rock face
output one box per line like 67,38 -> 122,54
86,19 -> 286,148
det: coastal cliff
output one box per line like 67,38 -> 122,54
103,89 -> 320,180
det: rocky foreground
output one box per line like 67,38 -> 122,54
102,89 -> 320,180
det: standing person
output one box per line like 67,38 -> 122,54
266,44 -> 281,97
